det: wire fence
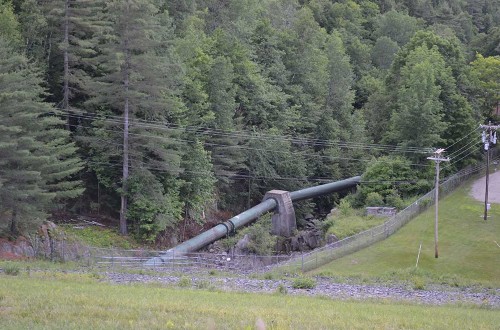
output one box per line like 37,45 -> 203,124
276,166 -> 480,273
26,234 -> 292,272
32,165 -> 480,273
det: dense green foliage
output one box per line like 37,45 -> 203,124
1,0 -> 499,242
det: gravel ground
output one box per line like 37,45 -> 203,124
104,272 -> 500,308
469,170 -> 500,204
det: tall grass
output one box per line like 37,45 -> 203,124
0,275 -> 498,329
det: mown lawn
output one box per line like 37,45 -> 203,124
0,274 -> 498,329
310,184 -> 500,287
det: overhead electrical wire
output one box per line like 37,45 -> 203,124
66,111 -> 433,154
67,121 -> 432,168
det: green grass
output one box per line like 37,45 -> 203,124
0,274 -> 498,329
310,185 -> 500,287
325,214 -> 387,240
61,225 -> 138,249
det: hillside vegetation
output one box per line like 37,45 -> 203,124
1,0 -> 499,245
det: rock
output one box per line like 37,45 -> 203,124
326,234 -> 338,244
234,234 -> 251,254
0,237 -> 34,260
328,208 -> 339,217
0,221 -> 89,261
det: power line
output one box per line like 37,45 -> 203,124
67,112 -> 433,154
68,122 -> 433,167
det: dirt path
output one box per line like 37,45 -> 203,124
469,170 -> 500,203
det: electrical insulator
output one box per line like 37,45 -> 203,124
482,131 -> 486,143
492,132 -> 497,144
485,141 -> 490,150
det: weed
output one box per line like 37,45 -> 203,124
4,264 -> 20,276
177,277 -> 191,288
263,273 -> 274,280
195,280 -> 211,290
292,277 -> 317,289
90,272 -> 102,280
275,284 -> 288,295
411,276 -> 426,290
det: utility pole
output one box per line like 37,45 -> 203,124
427,149 -> 449,258
480,122 -> 499,221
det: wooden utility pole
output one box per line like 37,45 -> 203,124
427,149 -> 449,258
480,122 -> 499,221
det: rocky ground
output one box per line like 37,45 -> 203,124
103,271 -> 500,308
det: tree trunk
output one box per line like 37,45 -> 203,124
9,210 -> 18,237
119,6 -> 130,236
63,0 -> 70,130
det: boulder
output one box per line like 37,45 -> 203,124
233,234 -> 251,254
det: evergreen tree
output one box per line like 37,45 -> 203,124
0,36 -> 83,235
87,0 -> 184,235
205,55 -> 246,208
180,141 -> 216,222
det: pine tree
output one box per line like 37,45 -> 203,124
205,55 -> 247,208
180,140 -> 216,222
0,36 -> 83,235
39,0 -> 107,128
87,0 -> 184,235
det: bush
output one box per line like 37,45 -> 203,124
385,191 -> 404,209
195,280 -> 211,290
337,199 -> 354,216
412,276 -> 427,290
219,215 -> 276,255
4,264 -> 20,276
365,192 -> 384,206
276,284 -> 288,295
178,277 -> 191,288
292,277 -> 317,289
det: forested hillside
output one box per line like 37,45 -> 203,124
0,0 -> 499,244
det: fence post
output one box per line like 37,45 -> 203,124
301,254 -> 304,273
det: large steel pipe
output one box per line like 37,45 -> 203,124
145,176 -> 360,265
290,176 -> 361,202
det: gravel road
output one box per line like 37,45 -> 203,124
469,170 -> 500,203
104,272 -> 500,308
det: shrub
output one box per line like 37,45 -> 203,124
412,276 -> 426,290
337,199 -> 354,216
365,192 -> 384,206
291,277 -> 316,289
195,280 -> 211,290
178,277 -> 191,288
385,191 -> 404,209
4,264 -> 20,276
276,284 -> 288,295
219,215 -> 276,255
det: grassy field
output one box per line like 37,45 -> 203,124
0,274 -> 499,330
309,185 -> 500,287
